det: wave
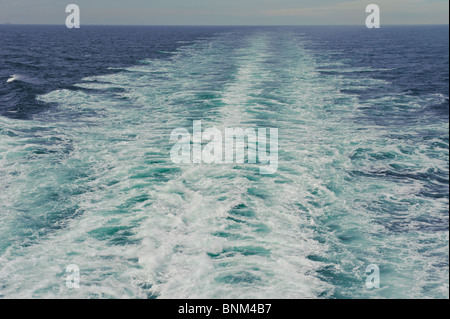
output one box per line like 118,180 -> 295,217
0,29 -> 448,299
6,74 -> 43,85
6,74 -> 19,83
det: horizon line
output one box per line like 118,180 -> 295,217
1,23 -> 449,27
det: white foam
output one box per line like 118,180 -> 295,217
0,29 -> 447,299
6,74 -> 19,83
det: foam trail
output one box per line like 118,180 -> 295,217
0,29 -> 447,299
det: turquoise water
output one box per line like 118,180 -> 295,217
0,26 -> 448,299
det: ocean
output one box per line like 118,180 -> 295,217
0,25 -> 448,299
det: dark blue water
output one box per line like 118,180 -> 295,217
0,25 -> 228,118
0,25 -> 448,299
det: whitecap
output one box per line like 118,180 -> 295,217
6,75 -> 19,83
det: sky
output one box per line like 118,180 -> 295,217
0,0 -> 448,25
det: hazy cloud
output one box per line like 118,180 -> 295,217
0,0 -> 448,25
